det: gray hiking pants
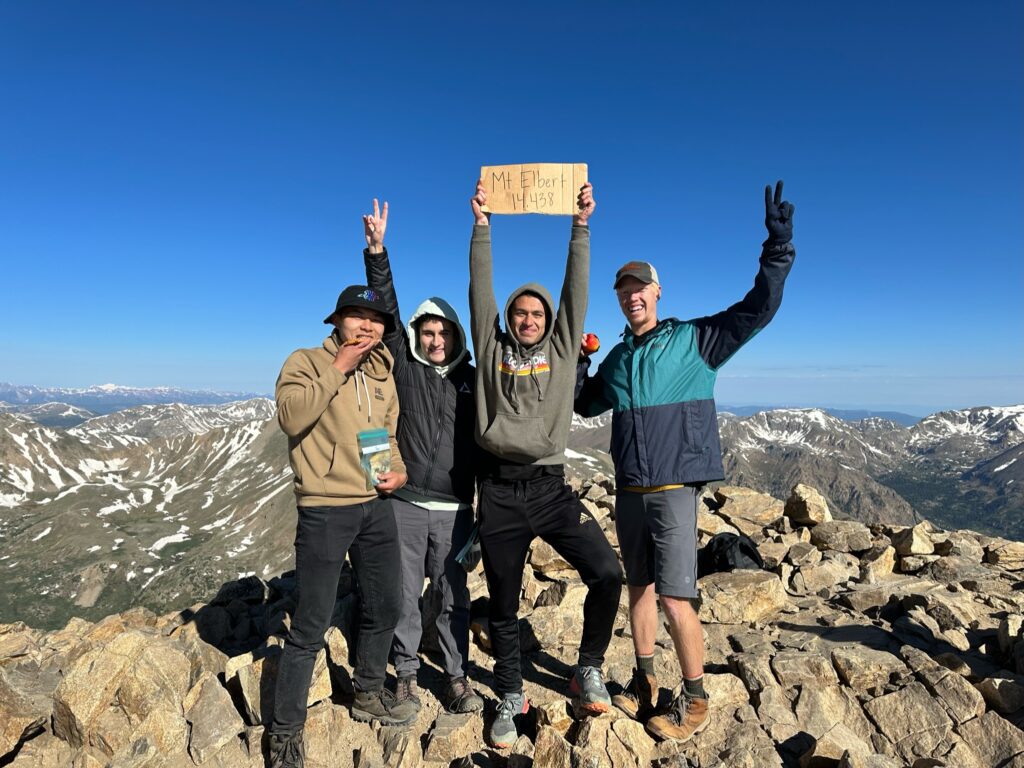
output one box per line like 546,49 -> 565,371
389,496 -> 474,679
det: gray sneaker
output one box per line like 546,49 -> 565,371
268,730 -> 305,768
489,691 -> 529,748
351,687 -> 418,726
569,665 -> 612,715
396,674 -> 422,714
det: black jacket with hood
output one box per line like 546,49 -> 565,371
364,248 -> 477,504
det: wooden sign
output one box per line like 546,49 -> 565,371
480,163 -> 588,215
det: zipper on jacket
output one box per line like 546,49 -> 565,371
423,373 -> 447,492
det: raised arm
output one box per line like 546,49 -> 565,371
362,199 -> 408,365
551,183 -> 595,358
469,179 -> 500,353
693,180 -> 796,370
574,354 -> 613,417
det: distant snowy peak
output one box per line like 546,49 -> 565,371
908,405 -> 1024,450
70,398 -> 276,447
0,382 -> 268,414
571,412 -> 613,430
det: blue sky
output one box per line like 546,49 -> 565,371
1,1 -> 1020,415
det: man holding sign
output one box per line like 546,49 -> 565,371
575,181 -> 796,744
469,177 -> 623,749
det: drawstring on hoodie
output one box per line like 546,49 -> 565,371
353,368 -> 372,422
503,349 -> 545,414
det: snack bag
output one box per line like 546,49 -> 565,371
357,428 -> 391,491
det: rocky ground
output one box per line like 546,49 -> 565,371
3,479 -> 1024,767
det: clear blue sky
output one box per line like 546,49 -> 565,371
1,1 -> 1020,415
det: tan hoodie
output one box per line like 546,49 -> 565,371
276,331 -> 405,507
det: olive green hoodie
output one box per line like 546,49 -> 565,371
276,331 -> 405,506
468,223 -> 589,465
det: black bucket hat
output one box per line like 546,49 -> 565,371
323,285 -> 395,334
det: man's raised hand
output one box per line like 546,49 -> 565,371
471,179 -> 490,226
363,198 -> 388,253
764,180 -> 794,244
574,182 -> 596,227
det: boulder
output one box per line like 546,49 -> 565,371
423,712 -> 480,762
0,667 -> 48,761
572,715 -> 654,768
987,540 -> 1024,570
183,673 -> 245,764
532,725 -> 572,766
786,542 -> 822,568
956,712 -> 1024,768
810,521 -> 873,554
714,486 -> 785,526
831,646 -> 906,691
771,651 -> 840,688
799,722 -> 873,767
934,531 -> 985,562
862,682 -> 953,763
53,630 -> 148,747
976,676 -> 1024,714
890,523 -> 935,556
858,546 -> 897,584
700,571 -> 789,625
785,484 -> 833,527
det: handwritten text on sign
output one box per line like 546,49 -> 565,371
480,163 -> 588,215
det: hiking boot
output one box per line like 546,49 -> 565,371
395,674 -> 422,714
351,687 -> 418,726
612,668 -> 658,721
645,694 -> 710,743
488,691 -> 529,749
442,676 -> 484,714
569,665 -> 612,715
268,730 -> 305,768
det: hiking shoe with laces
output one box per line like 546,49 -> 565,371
395,674 -> 422,714
268,730 -> 305,768
612,668 -> 658,721
442,676 -> 484,713
569,665 -> 612,715
488,691 -> 529,749
645,694 -> 710,743
351,687 -> 418,726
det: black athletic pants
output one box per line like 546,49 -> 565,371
478,466 -> 622,696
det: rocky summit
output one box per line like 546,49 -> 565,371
3,479 -> 1024,767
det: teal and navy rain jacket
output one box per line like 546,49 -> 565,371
574,239 -> 795,488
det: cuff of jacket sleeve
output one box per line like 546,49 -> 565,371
472,224 -> 491,241
571,225 -> 590,240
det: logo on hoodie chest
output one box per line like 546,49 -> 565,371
375,386 -> 385,402
499,350 -> 551,377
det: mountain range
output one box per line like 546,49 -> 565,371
0,391 -> 1020,629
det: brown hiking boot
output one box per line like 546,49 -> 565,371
645,694 -> 710,743
612,668 -> 657,721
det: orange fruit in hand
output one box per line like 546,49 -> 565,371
581,333 -> 601,355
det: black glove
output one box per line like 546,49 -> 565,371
764,180 -> 795,244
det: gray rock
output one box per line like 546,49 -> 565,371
810,521 -> 873,554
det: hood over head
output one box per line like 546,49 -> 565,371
503,282 -> 555,352
406,297 -> 470,376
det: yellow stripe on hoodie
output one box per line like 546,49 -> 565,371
276,332 -> 405,507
